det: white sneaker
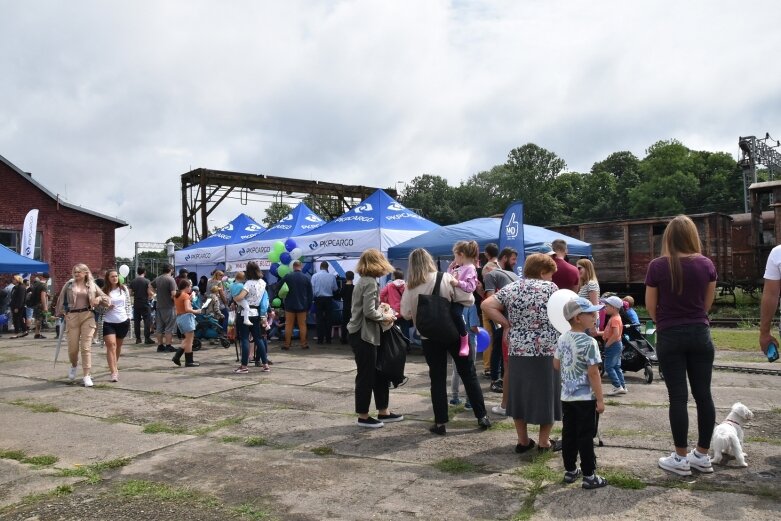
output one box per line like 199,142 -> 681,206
618,386 -> 628,394
243,318 -> 253,326
83,375 -> 94,387
687,449 -> 714,473
658,453 -> 691,476
606,386 -> 623,396
67,366 -> 77,381
491,405 -> 507,416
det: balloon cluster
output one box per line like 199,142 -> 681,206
268,239 -> 302,279
118,264 -> 130,284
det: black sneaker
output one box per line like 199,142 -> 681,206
145,339 -> 156,345
490,381 -> 503,393
478,416 -> 492,430
357,417 -> 384,429
165,345 -> 176,353
135,339 -> 142,344
582,473 -> 607,489
429,424 -> 446,435
157,344 -> 165,352
377,412 -> 404,423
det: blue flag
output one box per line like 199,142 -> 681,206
498,201 -> 525,276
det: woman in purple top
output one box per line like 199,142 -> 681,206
645,215 -> 717,477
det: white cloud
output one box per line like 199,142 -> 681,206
1,0 -> 780,256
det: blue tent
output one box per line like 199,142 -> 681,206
174,213 -> 265,270
225,203 -> 325,266
386,217 -> 591,259
299,189 -> 439,257
0,244 -> 49,273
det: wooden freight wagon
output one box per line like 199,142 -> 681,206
549,213 -> 733,302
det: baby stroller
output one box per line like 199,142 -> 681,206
192,313 -> 230,351
619,322 -> 658,384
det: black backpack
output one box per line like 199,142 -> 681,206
415,272 -> 460,344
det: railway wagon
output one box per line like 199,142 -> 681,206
549,213 -> 733,301
731,210 -> 775,290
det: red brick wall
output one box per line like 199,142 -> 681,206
1,161 -> 121,292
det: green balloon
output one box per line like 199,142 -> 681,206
273,241 -> 286,253
279,282 -> 289,298
268,250 -> 280,263
272,298 -> 282,307
119,275 -> 125,284
277,265 -> 290,279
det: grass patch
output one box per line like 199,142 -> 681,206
0,449 -> 58,466
118,480 -> 221,507
489,420 -> 516,431
244,436 -> 268,447
21,484 -> 73,505
447,403 -> 465,420
191,416 -> 245,435
601,468 -> 646,489
746,436 -> 781,446
233,502 -> 275,520
142,421 -> 189,435
10,400 -> 60,413
58,457 -> 130,484
221,436 -> 241,443
771,407 -> 781,414
710,328 -> 763,352
603,428 -> 646,437
515,453 -> 557,483
433,457 -> 477,474
311,446 -> 334,456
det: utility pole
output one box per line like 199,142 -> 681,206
739,134 -> 781,212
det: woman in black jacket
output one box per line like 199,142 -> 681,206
10,275 -> 28,338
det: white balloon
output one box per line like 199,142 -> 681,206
546,289 -> 579,334
119,264 -> 130,277
290,247 -> 303,260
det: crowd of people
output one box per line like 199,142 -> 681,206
2,214 -> 745,488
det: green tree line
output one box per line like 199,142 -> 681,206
398,140 -> 747,226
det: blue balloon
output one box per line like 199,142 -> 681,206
270,263 -> 280,277
280,252 -> 292,265
475,327 -> 491,352
285,239 -> 297,252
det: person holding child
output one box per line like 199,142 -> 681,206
554,297 -> 607,489
599,295 -> 627,396
448,240 -> 480,357
233,262 -> 270,374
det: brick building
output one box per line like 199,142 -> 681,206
1,153 -> 127,291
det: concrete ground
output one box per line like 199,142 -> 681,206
0,331 -> 779,520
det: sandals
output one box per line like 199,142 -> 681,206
233,367 -> 249,374
515,439 -> 537,453
537,438 -> 563,453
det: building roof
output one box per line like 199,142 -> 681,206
0,153 -> 128,227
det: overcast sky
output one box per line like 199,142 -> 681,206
2,0 -> 780,257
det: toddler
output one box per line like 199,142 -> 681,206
230,272 -> 252,326
554,297 -> 607,489
622,296 -> 640,326
599,296 -> 626,395
448,240 -> 479,356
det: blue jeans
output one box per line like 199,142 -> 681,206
603,342 -> 625,388
238,315 -> 268,366
656,324 -> 715,449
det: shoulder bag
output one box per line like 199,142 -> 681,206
415,272 -> 460,344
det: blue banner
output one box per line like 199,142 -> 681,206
498,201 -> 525,276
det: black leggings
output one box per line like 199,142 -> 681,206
656,324 -> 716,449
12,307 -> 27,334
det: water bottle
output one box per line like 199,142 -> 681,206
768,342 -> 780,363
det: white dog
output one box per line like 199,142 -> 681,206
710,402 -> 753,467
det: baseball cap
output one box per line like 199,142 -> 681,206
563,297 -> 604,320
600,295 -> 624,309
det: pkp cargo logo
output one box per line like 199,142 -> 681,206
308,238 -> 355,250
245,223 -> 263,232
305,215 -> 322,223
354,203 -> 373,214
184,252 -> 212,262
238,245 -> 270,257
387,202 -> 406,212
219,224 -> 234,232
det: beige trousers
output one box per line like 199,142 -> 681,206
66,311 -> 96,374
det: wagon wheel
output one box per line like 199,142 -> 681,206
220,337 -> 231,348
644,364 -> 653,384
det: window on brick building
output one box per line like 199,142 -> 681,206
0,230 -> 43,260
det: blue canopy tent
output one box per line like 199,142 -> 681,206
386,217 -> 591,259
174,213 -> 265,276
299,189 -> 439,258
0,244 -> 50,273
225,203 -> 325,271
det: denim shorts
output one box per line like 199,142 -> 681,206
176,313 -> 196,334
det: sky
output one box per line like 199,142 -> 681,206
2,0 -> 781,257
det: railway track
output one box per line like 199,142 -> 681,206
639,317 -> 761,328
712,364 -> 781,376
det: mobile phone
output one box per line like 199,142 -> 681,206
768,342 -> 779,363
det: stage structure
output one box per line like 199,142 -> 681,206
181,168 -> 395,247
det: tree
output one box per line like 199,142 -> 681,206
501,144 -> 567,224
263,202 -> 293,227
590,151 -> 640,216
398,174 -> 458,224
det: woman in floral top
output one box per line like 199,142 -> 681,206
482,253 -> 562,453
